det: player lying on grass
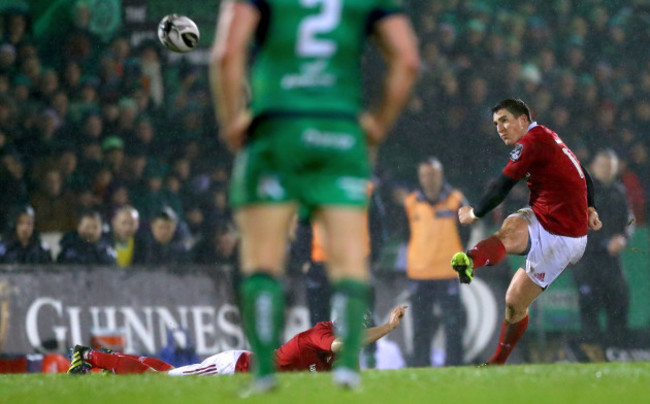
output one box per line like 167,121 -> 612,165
67,305 -> 407,375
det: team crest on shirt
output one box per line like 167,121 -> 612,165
509,144 -> 524,162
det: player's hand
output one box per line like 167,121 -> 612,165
607,234 -> 626,256
360,112 -> 388,148
458,206 -> 478,225
387,305 -> 407,330
588,207 -> 602,231
221,111 -> 252,153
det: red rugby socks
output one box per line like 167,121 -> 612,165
468,236 -> 506,268
487,314 -> 529,365
87,351 -> 172,374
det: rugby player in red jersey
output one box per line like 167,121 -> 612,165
67,305 -> 406,375
451,98 -> 602,365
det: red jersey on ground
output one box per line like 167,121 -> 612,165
274,321 -> 336,372
502,123 -> 588,237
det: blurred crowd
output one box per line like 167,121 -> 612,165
0,0 -> 649,268
0,2 -> 235,266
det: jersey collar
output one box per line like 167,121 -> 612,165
527,121 -> 538,132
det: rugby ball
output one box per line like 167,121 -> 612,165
158,14 -> 200,53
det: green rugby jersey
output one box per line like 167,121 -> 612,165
240,0 -> 403,118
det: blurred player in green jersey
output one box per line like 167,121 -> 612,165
210,0 -> 418,390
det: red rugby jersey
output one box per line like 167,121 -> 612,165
275,321 -> 336,372
502,123 -> 588,237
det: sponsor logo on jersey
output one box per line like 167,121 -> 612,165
533,272 -> 545,282
510,144 -> 524,162
281,60 -> 336,89
309,364 -> 317,372
302,129 -> 355,150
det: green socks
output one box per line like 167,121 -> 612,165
240,273 -> 284,378
331,279 -> 370,371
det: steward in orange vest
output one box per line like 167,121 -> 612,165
404,158 -> 469,367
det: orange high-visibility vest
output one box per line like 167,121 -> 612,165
405,189 -> 464,280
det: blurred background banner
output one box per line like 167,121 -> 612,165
0,265 -> 505,363
0,266 -> 242,356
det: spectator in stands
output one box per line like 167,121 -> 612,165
121,151 -> 147,190
132,162 -> 168,221
0,205 -> 52,264
78,139 -> 103,180
57,147 -> 86,192
0,43 -> 16,74
101,101 -> 120,135
77,75 -> 100,107
91,164 -> 113,204
128,116 -> 156,156
3,10 -> 30,48
0,151 -> 29,230
184,201 -> 205,243
192,223 -> 238,269
162,173 -> 184,220
101,135 -> 125,175
61,60 -> 82,97
102,181 -> 131,221
30,167 -> 77,232
57,209 -> 116,265
0,94 -> 17,133
572,149 -> 632,346
110,205 -> 140,268
133,207 -> 189,266
116,97 -> 138,140
79,110 -> 104,144
36,69 -> 59,102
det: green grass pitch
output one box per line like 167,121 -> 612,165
1,362 -> 649,404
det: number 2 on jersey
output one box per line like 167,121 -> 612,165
296,0 -> 342,57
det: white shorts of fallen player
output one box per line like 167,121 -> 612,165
511,207 -> 587,289
167,350 -> 250,376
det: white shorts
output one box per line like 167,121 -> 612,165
167,350 -> 250,376
512,208 -> 587,289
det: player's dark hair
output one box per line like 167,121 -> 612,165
491,98 -> 532,122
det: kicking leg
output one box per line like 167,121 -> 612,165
452,215 -> 529,283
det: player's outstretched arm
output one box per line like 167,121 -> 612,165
363,305 -> 407,345
330,306 -> 407,353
